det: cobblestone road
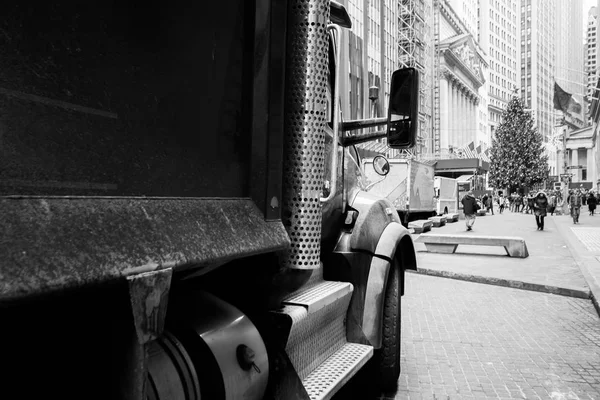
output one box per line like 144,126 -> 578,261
335,274 -> 600,400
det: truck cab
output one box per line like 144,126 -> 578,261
0,1 -> 420,399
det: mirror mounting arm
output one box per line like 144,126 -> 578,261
341,130 -> 387,147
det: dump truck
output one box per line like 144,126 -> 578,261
363,158 -> 436,223
0,1 -> 421,399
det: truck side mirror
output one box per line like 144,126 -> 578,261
372,155 -> 390,176
386,68 -> 419,149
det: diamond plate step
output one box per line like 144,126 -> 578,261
302,342 -> 373,400
283,280 -> 353,314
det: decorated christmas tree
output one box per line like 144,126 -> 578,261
488,96 -> 548,193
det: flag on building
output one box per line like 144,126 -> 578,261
463,142 -> 476,158
553,82 -> 581,114
481,147 -> 491,163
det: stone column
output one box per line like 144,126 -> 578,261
450,83 -> 455,147
455,85 -> 460,147
460,89 -> 466,147
469,95 -> 475,145
572,148 -> 579,182
587,148 -> 593,183
440,76 -> 449,152
450,83 -> 456,147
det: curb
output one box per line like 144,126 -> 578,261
407,268 -> 591,299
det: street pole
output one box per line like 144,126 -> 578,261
561,127 -> 570,216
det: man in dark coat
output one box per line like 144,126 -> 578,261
588,192 -> 597,216
461,190 -> 478,231
533,191 -> 548,230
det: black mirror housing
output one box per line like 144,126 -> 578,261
386,68 -> 419,149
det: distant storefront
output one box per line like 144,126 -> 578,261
434,158 -> 489,192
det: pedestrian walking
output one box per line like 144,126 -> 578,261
486,195 -> 494,215
533,191 -> 548,230
569,189 -> 582,224
581,186 -> 587,206
588,192 -> 597,216
514,194 -> 522,213
548,192 -> 557,216
524,194 -> 534,214
461,190 -> 479,231
499,196 -> 505,214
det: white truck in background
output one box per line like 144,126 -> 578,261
363,157 -> 435,223
434,176 -> 458,215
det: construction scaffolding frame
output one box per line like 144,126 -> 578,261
397,0 -> 433,160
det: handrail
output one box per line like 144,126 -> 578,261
321,24 -> 342,203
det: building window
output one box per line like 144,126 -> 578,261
582,169 -> 587,181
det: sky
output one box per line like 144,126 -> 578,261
584,0 -> 596,29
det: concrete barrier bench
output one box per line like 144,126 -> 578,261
476,209 -> 486,216
428,216 -> 446,227
408,220 -> 432,234
446,213 -> 459,222
415,233 -> 529,258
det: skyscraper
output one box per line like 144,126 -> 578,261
585,6 -> 598,123
553,0 -> 584,176
478,0 -> 520,147
519,0 -> 560,175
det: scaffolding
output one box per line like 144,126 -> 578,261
432,0 -> 440,156
398,0 -> 433,159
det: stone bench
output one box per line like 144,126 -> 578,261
428,216 -> 446,227
446,213 -> 459,222
415,233 -> 529,258
476,209 -> 486,216
408,220 -> 432,234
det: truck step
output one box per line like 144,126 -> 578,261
272,279 -> 355,384
283,280 -> 352,314
302,342 -> 373,400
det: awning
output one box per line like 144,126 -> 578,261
456,174 -> 474,182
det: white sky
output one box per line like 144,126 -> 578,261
584,0 -> 596,29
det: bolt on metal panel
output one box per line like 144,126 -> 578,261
282,0 -> 330,270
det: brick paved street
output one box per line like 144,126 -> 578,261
335,274 -> 600,400
571,228 -> 600,253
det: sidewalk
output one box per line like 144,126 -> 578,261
553,208 -> 600,316
410,207 -> 600,315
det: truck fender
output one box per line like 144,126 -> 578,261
348,190 -> 401,254
362,222 -> 416,348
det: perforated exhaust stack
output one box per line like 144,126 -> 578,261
281,0 -> 330,270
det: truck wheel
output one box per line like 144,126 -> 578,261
373,259 -> 401,389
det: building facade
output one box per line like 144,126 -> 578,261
478,0 -> 520,147
435,1 -> 487,157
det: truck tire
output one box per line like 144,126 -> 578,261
373,259 -> 401,389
